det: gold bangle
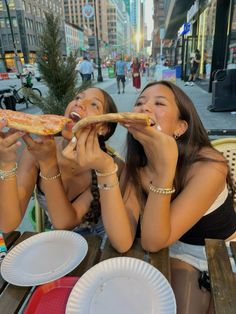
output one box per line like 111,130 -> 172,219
0,163 -> 18,180
97,178 -> 119,190
95,163 -> 118,177
39,171 -> 61,180
149,182 -> 175,194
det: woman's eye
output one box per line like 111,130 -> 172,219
135,102 -> 143,106
155,102 -> 164,106
91,102 -> 99,108
75,95 -> 80,100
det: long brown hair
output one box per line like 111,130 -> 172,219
123,80 -> 235,205
86,88 -> 118,225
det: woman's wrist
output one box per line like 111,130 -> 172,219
39,163 -> 60,178
0,161 -> 17,171
95,158 -> 116,175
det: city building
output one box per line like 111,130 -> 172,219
64,22 -> 84,56
0,0 -> 65,71
107,0 -> 132,59
161,0 -> 236,92
64,0 -> 109,60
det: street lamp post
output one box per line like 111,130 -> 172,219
93,0 -> 103,82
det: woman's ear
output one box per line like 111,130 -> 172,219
176,120 -> 188,137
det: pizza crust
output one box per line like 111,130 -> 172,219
72,112 -> 153,137
0,109 -> 71,135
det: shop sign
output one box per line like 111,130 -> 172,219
82,4 -> 94,19
178,23 -> 191,37
187,0 -> 199,22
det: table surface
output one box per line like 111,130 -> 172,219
0,231 -> 170,313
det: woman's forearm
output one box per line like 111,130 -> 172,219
39,163 -> 78,230
0,175 -> 22,232
141,176 -> 174,252
98,174 -> 135,253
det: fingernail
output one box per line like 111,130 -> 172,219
157,125 -> 162,131
124,124 -> 130,128
71,136 -> 77,143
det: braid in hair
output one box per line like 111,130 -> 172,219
83,135 -> 107,226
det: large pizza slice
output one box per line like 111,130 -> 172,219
72,112 -> 154,137
0,109 -> 71,135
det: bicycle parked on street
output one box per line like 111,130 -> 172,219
0,74 -> 42,110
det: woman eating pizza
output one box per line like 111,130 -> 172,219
0,87 -> 124,240
62,81 -> 236,313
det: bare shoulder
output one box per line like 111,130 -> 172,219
187,146 -> 228,181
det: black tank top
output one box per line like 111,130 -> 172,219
180,195 -> 236,245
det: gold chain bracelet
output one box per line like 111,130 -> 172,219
39,171 -> 61,180
149,182 -> 175,195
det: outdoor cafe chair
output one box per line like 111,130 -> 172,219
211,137 -> 236,205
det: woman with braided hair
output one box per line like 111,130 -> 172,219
0,87 -> 123,238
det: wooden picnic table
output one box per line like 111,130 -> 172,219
0,231 -> 170,313
205,238 -> 236,314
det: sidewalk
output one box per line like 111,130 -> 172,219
178,80 -> 236,132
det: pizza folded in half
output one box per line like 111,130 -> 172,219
0,109 -> 71,135
72,112 -> 154,137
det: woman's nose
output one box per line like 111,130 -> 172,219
75,99 -> 85,111
142,102 -> 152,113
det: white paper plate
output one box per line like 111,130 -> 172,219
1,230 -> 88,286
66,257 -> 176,314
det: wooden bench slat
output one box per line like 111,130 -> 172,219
3,231 -> 21,249
100,238 -> 145,262
205,239 -> 236,314
69,235 -> 102,277
149,248 -> 170,282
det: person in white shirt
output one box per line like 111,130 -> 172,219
78,56 -> 94,83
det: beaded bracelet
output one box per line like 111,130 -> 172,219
97,179 -> 119,190
39,171 -> 61,180
149,182 -> 175,195
0,163 -> 18,180
95,163 -> 118,177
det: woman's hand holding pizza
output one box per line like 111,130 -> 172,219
0,118 -> 24,168
22,133 -> 57,166
63,126 -> 115,172
126,124 -> 178,178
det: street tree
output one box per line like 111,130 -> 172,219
36,12 -> 77,115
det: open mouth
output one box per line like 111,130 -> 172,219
70,111 -> 82,123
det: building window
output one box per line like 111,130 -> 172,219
0,18 -> 5,28
2,34 -> 7,46
12,17 -> 17,27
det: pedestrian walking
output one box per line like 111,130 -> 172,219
78,56 -> 94,84
131,57 -> 141,92
115,55 -> 127,94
